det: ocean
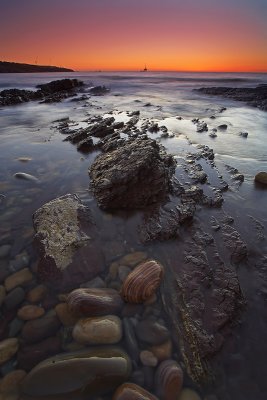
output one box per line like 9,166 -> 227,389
0,71 -> 267,399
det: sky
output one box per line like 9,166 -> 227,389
0,0 -> 267,72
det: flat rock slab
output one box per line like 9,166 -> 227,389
33,194 -> 105,290
89,138 -> 176,210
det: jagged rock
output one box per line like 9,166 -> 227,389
89,85 -> 110,95
33,194 -> 105,290
221,224 -> 247,263
161,228 -> 244,384
195,85 -> 267,111
89,138 -> 176,210
196,122 -> 208,132
0,79 -> 84,106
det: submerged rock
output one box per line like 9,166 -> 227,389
161,226 -> 244,384
0,338 -> 19,365
113,383 -> 159,400
255,171 -> 267,185
67,287 -> 123,317
121,260 -> 164,303
33,194 -> 105,290
21,347 -> 131,397
155,360 -> 184,400
89,138 -> 176,210
72,315 -> 122,345
13,172 -> 40,183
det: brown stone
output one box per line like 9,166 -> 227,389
73,315 -> 122,345
0,370 -> 26,394
0,338 -> 19,365
55,303 -> 78,326
121,260 -> 164,304
113,383 -> 159,400
149,340 -> 173,361
4,268 -> 33,292
17,305 -> 45,321
118,252 -> 148,268
26,285 -> 47,303
21,310 -> 61,344
17,337 -> 62,371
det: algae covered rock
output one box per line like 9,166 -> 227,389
33,194 -> 105,290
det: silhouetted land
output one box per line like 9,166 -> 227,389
0,61 -> 73,73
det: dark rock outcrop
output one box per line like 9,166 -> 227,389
89,138 -> 176,210
33,194 -> 105,290
0,79 -> 84,106
195,84 -> 267,111
161,227 -> 244,384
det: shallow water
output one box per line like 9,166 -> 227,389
0,71 -> 267,399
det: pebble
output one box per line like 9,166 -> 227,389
0,286 -> 6,307
21,310 -> 61,344
9,253 -> 30,273
17,337 -> 62,372
0,338 -> 19,366
118,251 -> 147,267
55,303 -> 79,326
73,315 -> 122,345
136,320 -> 170,345
17,305 -> 45,321
149,340 -> 173,361
13,172 -> 40,183
21,348 -> 131,397
0,369 -> 26,395
178,389 -> 202,400
155,360 -> 183,399
109,262 -> 119,280
0,245 -> 11,259
80,276 -> 106,289
4,268 -> 33,292
16,157 -> 32,162
26,284 -> 47,303
140,350 -> 158,367
118,266 -> 131,282
4,287 -> 25,310
8,318 -> 24,338
123,318 -> 139,362
113,383 -> 159,400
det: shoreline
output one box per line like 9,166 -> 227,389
0,76 -> 266,393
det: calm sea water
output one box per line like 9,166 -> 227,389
0,71 -> 267,399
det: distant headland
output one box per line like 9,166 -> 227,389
0,61 -> 74,73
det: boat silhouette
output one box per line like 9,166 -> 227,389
141,65 -> 148,72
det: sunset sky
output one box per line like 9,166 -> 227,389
1,0 -> 267,72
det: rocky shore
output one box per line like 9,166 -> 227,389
195,84 -> 267,111
0,78 -> 84,106
0,78 -> 266,400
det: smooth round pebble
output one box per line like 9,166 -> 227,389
0,338 -> 19,366
140,350 -> 158,367
17,305 -> 45,321
26,285 -> 47,303
73,315 -> 122,345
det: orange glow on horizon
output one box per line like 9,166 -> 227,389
1,1 -> 267,73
